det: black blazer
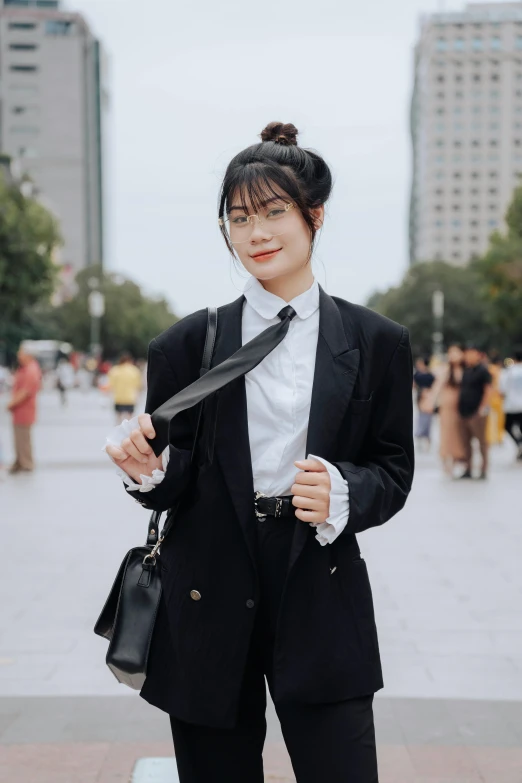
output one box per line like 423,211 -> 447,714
127,285 -> 414,728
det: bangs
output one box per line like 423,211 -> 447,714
224,163 -> 299,217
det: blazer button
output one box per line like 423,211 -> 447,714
190,590 -> 202,601
246,599 -> 255,609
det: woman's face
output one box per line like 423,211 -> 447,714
228,188 -> 323,282
447,345 -> 463,364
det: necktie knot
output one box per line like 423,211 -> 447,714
277,305 -> 297,322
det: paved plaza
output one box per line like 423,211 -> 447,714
1,388 -> 522,782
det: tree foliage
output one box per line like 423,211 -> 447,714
47,266 -> 178,359
473,185 -> 522,343
367,260 -> 494,356
0,171 -> 61,357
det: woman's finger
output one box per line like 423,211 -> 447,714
292,495 -> 322,511
129,428 -> 153,456
137,413 -> 156,439
121,436 -> 149,464
105,444 -> 128,463
295,508 -> 326,524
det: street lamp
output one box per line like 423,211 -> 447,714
432,289 -> 445,360
88,277 -> 105,360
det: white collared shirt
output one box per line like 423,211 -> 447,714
106,276 -> 350,546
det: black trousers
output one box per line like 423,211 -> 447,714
505,412 -> 522,447
170,513 -> 379,783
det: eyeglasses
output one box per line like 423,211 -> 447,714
219,202 -> 295,244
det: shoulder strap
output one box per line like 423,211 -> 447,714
146,307 -> 218,547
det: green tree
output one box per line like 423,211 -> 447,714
367,260 -> 495,356
474,185 -> 522,344
48,266 -> 178,359
0,169 -> 61,358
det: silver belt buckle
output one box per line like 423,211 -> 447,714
274,498 -> 283,518
254,490 -> 267,520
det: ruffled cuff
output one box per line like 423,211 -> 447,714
103,416 -> 170,493
307,453 -> 350,546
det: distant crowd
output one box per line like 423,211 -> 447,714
413,343 -> 522,480
0,348 -> 145,478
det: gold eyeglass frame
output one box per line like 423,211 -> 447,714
218,202 -> 295,242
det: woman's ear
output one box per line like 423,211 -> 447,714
311,205 -> 325,231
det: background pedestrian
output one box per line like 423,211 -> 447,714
458,343 -> 493,480
7,346 -> 42,474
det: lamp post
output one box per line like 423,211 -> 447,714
432,289 -> 445,360
88,277 -> 105,361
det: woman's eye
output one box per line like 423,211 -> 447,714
231,216 -> 248,225
267,209 -> 284,218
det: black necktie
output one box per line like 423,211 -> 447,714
150,305 -> 297,455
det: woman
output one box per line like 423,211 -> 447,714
105,122 -> 414,783
486,353 -> 505,447
432,344 -> 466,476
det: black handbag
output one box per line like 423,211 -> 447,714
94,307 -> 218,689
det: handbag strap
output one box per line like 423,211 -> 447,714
146,306 -> 218,548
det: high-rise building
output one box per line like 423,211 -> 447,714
410,2 -> 522,266
0,0 -> 108,274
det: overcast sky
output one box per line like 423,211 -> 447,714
64,0 -> 467,317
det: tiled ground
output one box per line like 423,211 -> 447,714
1,389 -> 522,781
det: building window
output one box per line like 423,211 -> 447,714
452,204 -> 461,211
8,21 -> 37,29
452,219 -> 461,227
516,37 -> 522,50
9,43 -> 38,51
489,187 -> 498,194
437,74 -> 445,83
488,219 -> 498,227
452,252 -> 461,259
471,188 -> 479,195
453,188 -> 461,195
490,106 -> 499,113
472,139 -> 480,147
490,139 -> 498,146
453,38 -> 465,51
471,220 -> 479,227
9,85 -> 39,95
455,91 -> 464,99
455,74 -> 463,82
489,204 -> 497,211
470,236 -> 478,242
435,139 -> 444,147
45,20 -> 74,35
490,37 -> 501,50
489,171 -> 497,178
9,126 -> 39,134
471,171 -> 480,178
454,106 -> 462,115
453,171 -> 462,179
472,38 -> 483,51
9,65 -> 38,72
490,90 -> 500,99
491,73 -> 500,82
472,73 -> 481,82
472,106 -> 481,114
437,39 -> 448,52
471,204 -> 479,211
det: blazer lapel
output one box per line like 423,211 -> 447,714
212,295 -> 258,565
287,286 -> 360,573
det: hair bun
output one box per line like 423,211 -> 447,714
260,121 -> 299,146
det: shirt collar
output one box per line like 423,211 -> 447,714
243,275 -> 319,321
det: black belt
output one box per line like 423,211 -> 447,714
254,491 -> 296,520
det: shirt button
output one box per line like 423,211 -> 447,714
246,599 -> 255,609
190,590 -> 202,601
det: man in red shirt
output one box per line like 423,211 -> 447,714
7,347 -> 42,473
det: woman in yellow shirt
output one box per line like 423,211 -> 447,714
108,353 -> 143,423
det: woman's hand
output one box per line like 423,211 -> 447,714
291,458 -> 331,524
105,413 -> 164,484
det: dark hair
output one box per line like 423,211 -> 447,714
514,347 -> 522,362
119,352 -> 133,364
218,121 -> 333,256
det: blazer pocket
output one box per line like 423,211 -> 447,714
349,392 -> 373,415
